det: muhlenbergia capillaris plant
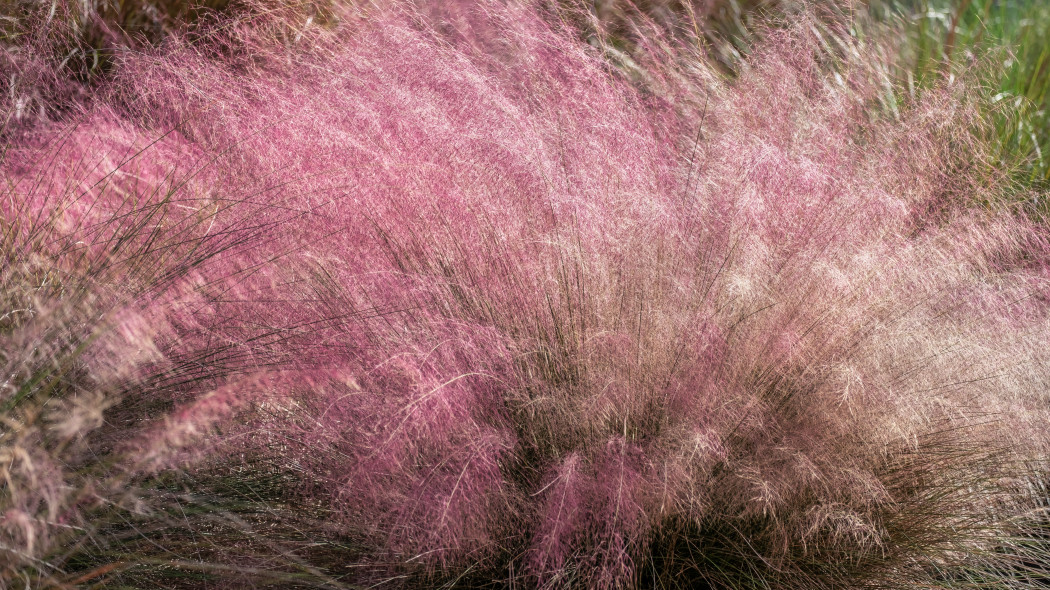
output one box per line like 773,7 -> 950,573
2,0 -> 1050,588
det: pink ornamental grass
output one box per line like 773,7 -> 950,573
3,0 -> 1050,588
0,99 -> 306,583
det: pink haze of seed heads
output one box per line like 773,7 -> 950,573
2,0 -> 1050,587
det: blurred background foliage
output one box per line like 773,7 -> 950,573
875,0 -> 1050,192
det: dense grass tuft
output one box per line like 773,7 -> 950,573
2,0 -> 1050,588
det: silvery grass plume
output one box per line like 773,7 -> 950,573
2,0 -> 1050,588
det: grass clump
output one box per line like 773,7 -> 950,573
1,1 -> 1050,589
